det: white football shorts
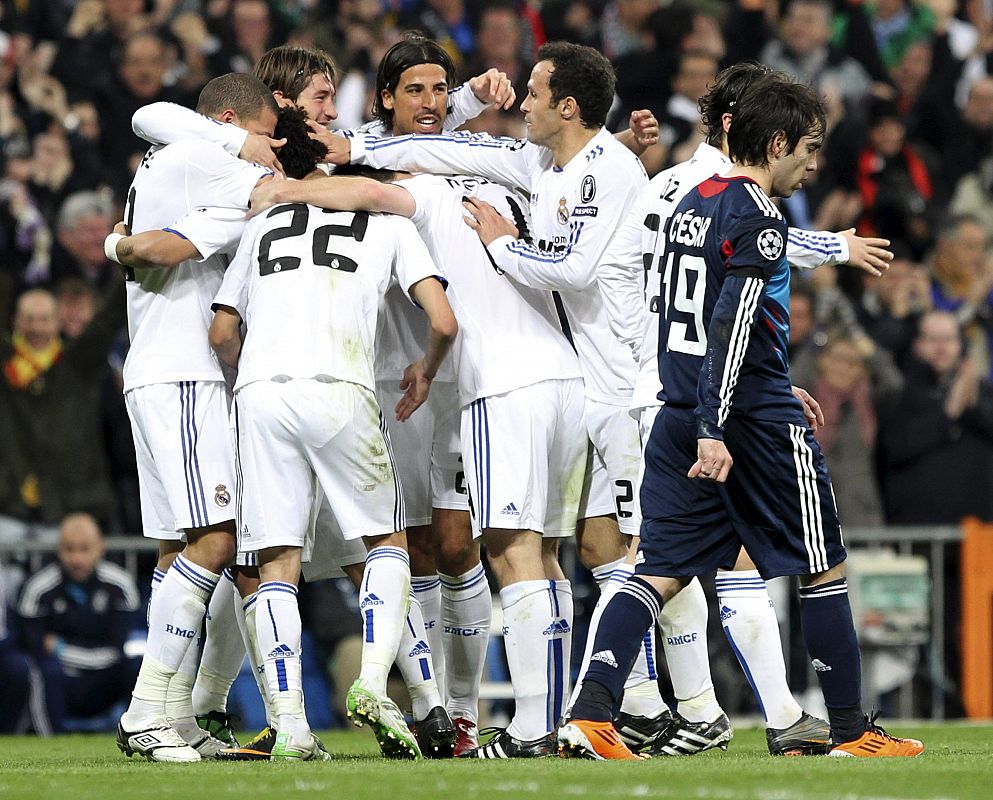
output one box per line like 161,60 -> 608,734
125,380 -> 236,540
233,379 -> 404,554
377,379 -> 468,526
461,378 -> 586,539
579,398 -> 643,536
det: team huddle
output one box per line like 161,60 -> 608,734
104,34 -> 924,764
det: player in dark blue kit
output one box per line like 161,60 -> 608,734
560,78 -> 924,760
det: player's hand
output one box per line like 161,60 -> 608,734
303,118 -> 335,160
792,385 -> 825,431
462,196 -> 518,246
316,125 -> 352,165
247,175 -> 288,219
840,229 -> 892,277
113,220 -> 129,236
468,68 -> 516,110
688,437 -> 732,482
396,360 -> 432,421
239,133 -> 285,176
629,109 -> 659,151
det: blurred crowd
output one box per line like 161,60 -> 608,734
1,0 -> 993,543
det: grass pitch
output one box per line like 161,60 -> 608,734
0,723 -> 989,800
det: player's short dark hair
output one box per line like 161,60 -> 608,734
372,33 -> 457,129
254,46 -> 336,102
274,107 -> 328,179
196,73 -> 279,121
538,41 -> 614,130
726,78 -> 826,168
699,62 -> 789,148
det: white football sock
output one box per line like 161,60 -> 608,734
439,563 -> 490,723
124,555 -> 218,729
502,579 -> 555,741
551,579 -> 573,722
240,591 -> 273,725
411,574 -> 446,700
659,578 -> 721,723
358,546 -> 411,696
167,630 -> 202,738
255,581 -> 309,739
396,590 -> 443,719
716,569 -> 803,729
193,569 -> 245,715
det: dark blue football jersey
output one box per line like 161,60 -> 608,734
655,175 -> 804,437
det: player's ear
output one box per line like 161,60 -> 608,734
770,130 -> 788,159
381,90 -> 395,112
560,96 -> 578,121
721,112 -> 732,135
217,108 -> 238,125
272,91 -> 294,110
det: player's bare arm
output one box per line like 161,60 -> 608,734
614,109 -> 660,155
396,277 -> 458,422
839,229 -> 892,277
249,175 -> 415,219
105,225 -> 201,271
208,305 -> 243,369
468,68 -> 515,110
688,437 -> 733,483
462,196 -> 518,246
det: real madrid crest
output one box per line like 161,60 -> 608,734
214,484 -> 231,507
557,197 -> 569,225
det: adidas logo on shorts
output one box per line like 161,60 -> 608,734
267,644 -> 294,659
360,593 -> 385,609
720,605 -> 736,621
500,502 -> 521,516
812,659 -> 833,672
591,650 -> 619,668
408,640 -> 431,657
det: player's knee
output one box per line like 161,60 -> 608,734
436,535 -> 476,575
406,525 -> 435,575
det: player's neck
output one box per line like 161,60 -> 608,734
726,164 -> 773,195
549,124 -> 600,169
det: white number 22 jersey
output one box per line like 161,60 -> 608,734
215,204 -> 440,394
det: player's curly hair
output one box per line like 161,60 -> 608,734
274,107 -> 328,179
538,42 -> 614,130
726,79 -> 826,168
698,62 -> 789,148
373,33 -> 457,129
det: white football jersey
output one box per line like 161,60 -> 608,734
122,140 -> 270,391
596,142 -> 852,413
214,204 -> 440,394
401,173 -> 581,406
353,126 -> 648,405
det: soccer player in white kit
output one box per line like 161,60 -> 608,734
106,74 -> 277,763
323,41 -> 671,740
207,115 -> 457,759
249,164 -> 588,757
575,62 -> 895,760
125,39 -> 513,759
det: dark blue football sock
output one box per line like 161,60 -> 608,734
571,576 -> 663,723
799,577 -> 865,742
